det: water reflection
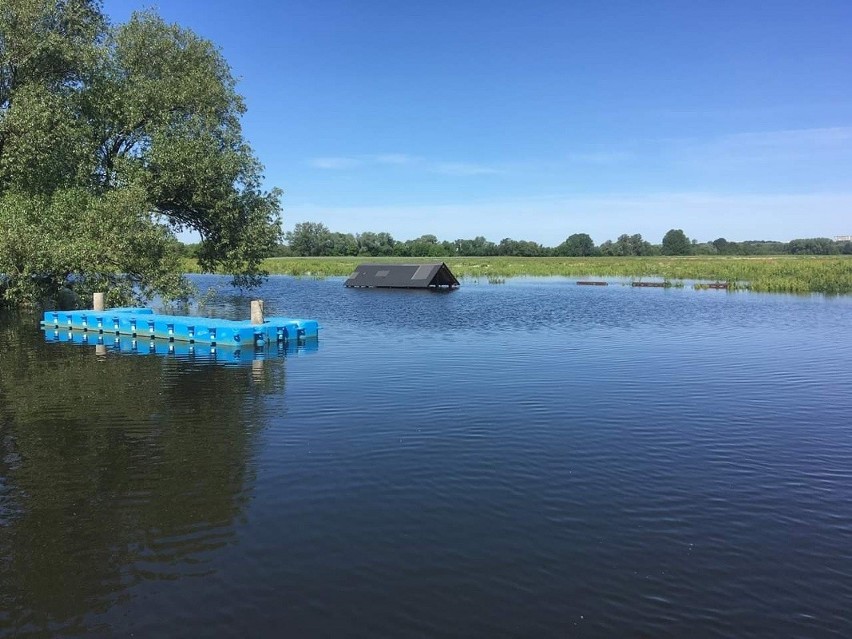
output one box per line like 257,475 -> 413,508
41,328 -> 319,366
4,276 -> 852,638
0,316 -> 292,637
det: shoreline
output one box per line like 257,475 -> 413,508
181,255 -> 852,295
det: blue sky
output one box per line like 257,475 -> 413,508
103,0 -> 852,245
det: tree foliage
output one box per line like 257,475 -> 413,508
452,236 -> 496,256
554,233 -> 596,257
357,231 -> 396,256
599,233 -> 656,256
275,220 -> 852,261
0,0 -> 281,307
787,237 -> 840,255
284,221 -> 332,257
496,237 -> 547,257
661,229 -> 692,255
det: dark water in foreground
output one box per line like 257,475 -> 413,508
2,276 -> 852,638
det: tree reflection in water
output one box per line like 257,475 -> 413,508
0,312 -> 297,637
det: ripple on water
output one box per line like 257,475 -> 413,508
2,278 -> 852,637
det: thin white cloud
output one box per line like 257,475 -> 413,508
654,102 -> 852,119
309,154 -> 502,176
431,162 -> 503,176
714,126 -> 852,153
564,127 -> 852,166
373,153 -> 418,165
557,127 -> 852,177
309,156 -> 363,169
310,155 -> 416,169
671,126 -> 852,168
566,151 -> 633,164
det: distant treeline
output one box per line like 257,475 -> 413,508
179,222 -> 852,259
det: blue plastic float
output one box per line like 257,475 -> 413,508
41,307 -> 319,347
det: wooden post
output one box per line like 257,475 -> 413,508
93,292 -> 105,311
251,300 -> 264,325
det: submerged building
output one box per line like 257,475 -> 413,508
344,262 -> 460,289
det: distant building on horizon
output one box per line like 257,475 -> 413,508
835,235 -> 852,242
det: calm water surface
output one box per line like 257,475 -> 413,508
2,276 -> 852,638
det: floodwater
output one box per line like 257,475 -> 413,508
2,276 -> 852,638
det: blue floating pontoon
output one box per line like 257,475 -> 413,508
41,307 -> 319,347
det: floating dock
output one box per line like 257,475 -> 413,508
41,307 -> 319,347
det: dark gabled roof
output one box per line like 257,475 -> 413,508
344,262 -> 460,288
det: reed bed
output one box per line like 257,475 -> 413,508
180,255 -> 852,295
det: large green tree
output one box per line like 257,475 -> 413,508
661,229 -> 692,255
356,231 -> 395,256
554,233 -> 596,257
453,236 -> 496,256
0,0 -> 282,307
285,221 -> 333,256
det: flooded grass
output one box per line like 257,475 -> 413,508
180,255 -> 852,294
